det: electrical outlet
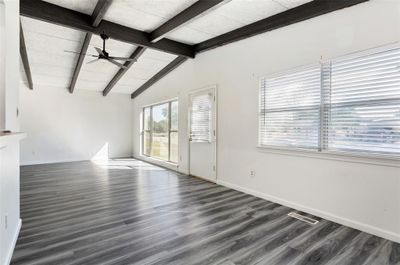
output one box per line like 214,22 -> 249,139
250,170 -> 255,178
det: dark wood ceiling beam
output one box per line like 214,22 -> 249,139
20,0 -> 195,58
149,0 -> 225,43
20,22 -> 33,90
69,34 -> 92,93
91,0 -> 112,27
103,47 -> 147,96
131,56 -> 187,99
104,0 -> 224,96
69,0 -> 112,93
194,0 -> 369,53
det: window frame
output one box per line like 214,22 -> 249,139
141,98 -> 179,164
258,43 -> 400,162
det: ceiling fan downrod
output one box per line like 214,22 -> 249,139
100,32 -> 109,57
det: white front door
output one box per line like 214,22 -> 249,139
188,87 -> 217,182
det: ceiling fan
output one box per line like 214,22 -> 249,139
65,33 -> 135,69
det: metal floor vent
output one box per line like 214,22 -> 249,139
288,212 -> 319,225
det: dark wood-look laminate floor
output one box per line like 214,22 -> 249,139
11,159 -> 400,265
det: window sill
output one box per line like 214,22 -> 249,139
257,145 -> 400,168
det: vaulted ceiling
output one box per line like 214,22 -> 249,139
19,0 -> 368,98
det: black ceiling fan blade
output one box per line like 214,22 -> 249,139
108,56 -> 137,62
86,58 -> 100,64
64,50 -> 98,57
94,47 -> 105,56
106,58 -> 127,69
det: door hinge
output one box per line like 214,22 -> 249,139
213,130 -> 216,136
213,165 -> 216,171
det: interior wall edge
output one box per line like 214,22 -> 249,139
4,218 -> 21,265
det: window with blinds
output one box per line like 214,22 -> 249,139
190,93 -> 213,142
259,66 -> 321,149
325,46 -> 400,155
259,44 -> 400,157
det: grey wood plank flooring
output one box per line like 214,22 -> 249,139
11,159 -> 400,265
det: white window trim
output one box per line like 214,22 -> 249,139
141,97 -> 179,109
257,145 -> 400,168
258,43 -> 400,166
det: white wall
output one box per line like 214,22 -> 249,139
0,0 -> 19,131
20,86 -> 133,165
133,0 -> 400,243
0,0 -> 22,264
0,1 -> 5,129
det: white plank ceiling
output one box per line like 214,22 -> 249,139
21,0 -> 312,95
168,0 -> 312,44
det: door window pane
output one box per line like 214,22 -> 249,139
190,93 -> 212,142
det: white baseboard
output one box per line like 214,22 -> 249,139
217,179 -> 400,244
21,155 -> 133,166
5,218 -> 21,265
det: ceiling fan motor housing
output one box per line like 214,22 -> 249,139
100,33 -> 109,40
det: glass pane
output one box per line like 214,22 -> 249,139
260,108 -> 320,149
326,104 -> 400,154
151,133 -> 169,160
190,93 -> 212,142
143,131 -> 151,156
264,67 -> 321,109
170,132 -> 178,163
171,101 -> 178,131
151,103 -> 169,160
259,66 -> 321,149
143,107 -> 151,131
152,103 -> 169,133
327,46 -> 400,155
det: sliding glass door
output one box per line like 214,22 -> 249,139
142,100 -> 178,163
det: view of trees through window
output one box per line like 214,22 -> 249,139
142,100 -> 178,163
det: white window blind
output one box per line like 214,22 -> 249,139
190,93 -> 213,142
259,44 -> 400,157
259,66 -> 321,149
325,46 -> 400,155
